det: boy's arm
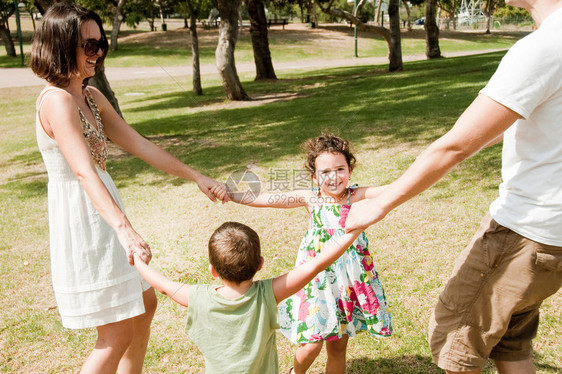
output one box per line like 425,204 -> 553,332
133,253 -> 191,307
272,230 -> 361,304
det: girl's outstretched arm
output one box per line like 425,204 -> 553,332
351,185 -> 388,202
228,189 -> 314,209
133,253 -> 190,307
272,230 -> 361,304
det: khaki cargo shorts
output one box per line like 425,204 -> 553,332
428,214 -> 562,372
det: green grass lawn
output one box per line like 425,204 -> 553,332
1,30 -> 560,373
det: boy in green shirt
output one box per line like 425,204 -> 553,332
134,221 -> 360,373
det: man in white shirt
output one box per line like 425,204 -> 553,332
345,0 -> 562,372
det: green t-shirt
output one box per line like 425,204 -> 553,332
186,278 -> 279,374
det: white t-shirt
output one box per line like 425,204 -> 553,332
480,7 -> 562,246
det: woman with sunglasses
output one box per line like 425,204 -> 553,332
30,3 -> 223,373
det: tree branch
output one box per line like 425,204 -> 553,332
319,6 -> 391,45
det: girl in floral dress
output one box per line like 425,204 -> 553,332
214,133 -> 392,374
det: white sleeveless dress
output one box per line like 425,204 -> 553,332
36,86 -> 148,329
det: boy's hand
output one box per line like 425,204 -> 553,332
132,248 -> 151,265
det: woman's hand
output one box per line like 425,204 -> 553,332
115,220 -> 152,265
210,183 -> 230,203
195,174 -> 230,203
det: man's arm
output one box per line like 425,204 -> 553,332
345,94 -> 520,232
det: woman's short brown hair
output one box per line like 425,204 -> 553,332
208,222 -> 262,284
30,3 -> 108,87
303,133 -> 356,175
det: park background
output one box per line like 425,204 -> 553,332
1,1 -> 561,373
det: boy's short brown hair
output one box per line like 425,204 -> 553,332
30,3 -> 108,87
208,222 -> 262,284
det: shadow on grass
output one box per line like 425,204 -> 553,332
6,52 -> 505,195
107,52 -> 504,187
320,25 -> 528,47
347,354 -> 442,374
346,353 -> 562,373
105,43 -> 217,65
0,179 -> 46,200
534,353 -> 562,374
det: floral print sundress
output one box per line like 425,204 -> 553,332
278,187 -> 393,344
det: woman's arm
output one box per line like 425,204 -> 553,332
90,88 -> 221,202
40,90 -> 151,264
133,253 -> 190,307
272,230 -> 361,304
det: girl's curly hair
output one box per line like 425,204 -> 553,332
303,133 -> 356,175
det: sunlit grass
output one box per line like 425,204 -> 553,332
1,37 -> 559,373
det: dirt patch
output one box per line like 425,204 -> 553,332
120,28 -> 217,48
118,22 -> 528,50
118,23 -> 382,49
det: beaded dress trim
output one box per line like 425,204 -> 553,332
79,88 -> 108,171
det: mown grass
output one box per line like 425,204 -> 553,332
1,30 -> 560,374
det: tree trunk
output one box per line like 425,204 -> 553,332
442,16 -> 450,30
0,26 -> 16,57
484,0 -> 494,34
26,5 -> 37,31
246,0 -> 277,81
311,1 -> 318,26
33,0 -> 48,15
388,0 -> 402,72
375,0 -> 383,25
485,14 -> 491,33
318,4 -> 401,72
424,0 -> 441,59
0,4 -> 16,57
402,0 -> 412,31
158,0 -> 166,31
109,0 -> 126,52
187,0 -> 202,95
238,6 -> 243,31
216,0 -> 249,100
148,7 -> 155,31
89,64 -> 123,117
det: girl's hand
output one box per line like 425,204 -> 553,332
210,183 -> 230,203
115,221 -> 152,265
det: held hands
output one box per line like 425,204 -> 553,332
115,219 -> 152,265
210,183 -> 230,203
344,198 -> 388,233
195,174 -> 230,203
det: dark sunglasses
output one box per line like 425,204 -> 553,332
80,39 -> 108,58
